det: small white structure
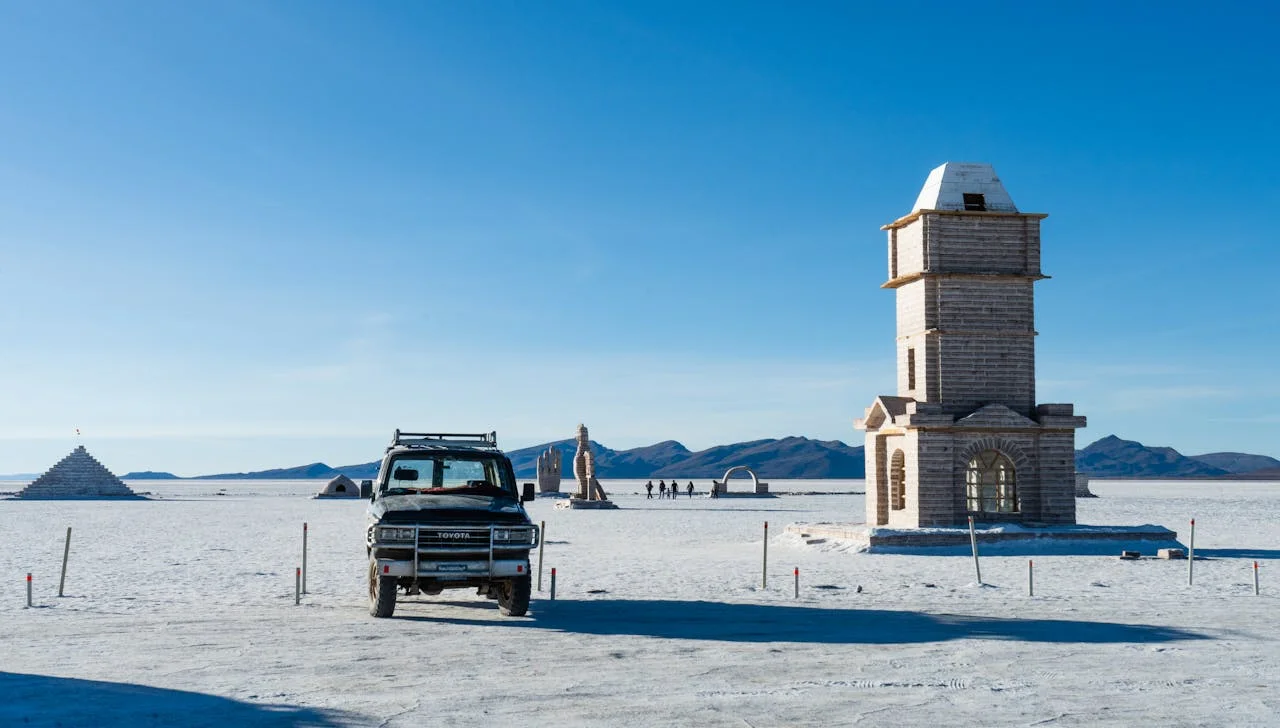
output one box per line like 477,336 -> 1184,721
18,445 -> 140,499
316,474 -> 360,499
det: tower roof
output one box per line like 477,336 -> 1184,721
911,162 -> 1018,213
17,445 -> 140,499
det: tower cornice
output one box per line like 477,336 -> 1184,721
882,270 -> 1049,289
881,209 -> 1048,232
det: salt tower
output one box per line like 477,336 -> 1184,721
18,445 -> 140,499
855,163 -> 1085,527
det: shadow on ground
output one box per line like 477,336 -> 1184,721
396,599 -> 1208,645
0,672 -> 360,727
1197,548 -> 1280,560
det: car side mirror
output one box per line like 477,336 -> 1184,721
521,482 -> 535,502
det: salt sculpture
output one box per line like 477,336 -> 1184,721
555,424 -> 617,509
536,445 -> 562,494
17,445 -> 141,499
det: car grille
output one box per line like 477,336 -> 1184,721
418,528 -> 491,547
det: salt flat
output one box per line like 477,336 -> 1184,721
2,479 -> 1277,727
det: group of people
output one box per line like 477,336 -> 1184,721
646,479 -> 695,499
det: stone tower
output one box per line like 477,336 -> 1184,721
855,163 -> 1085,528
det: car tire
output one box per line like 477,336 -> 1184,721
497,574 -> 531,617
368,560 -> 397,618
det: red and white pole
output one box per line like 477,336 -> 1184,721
26,573 -> 32,608
794,567 -> 799,599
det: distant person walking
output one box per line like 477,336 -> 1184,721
645,480 -> 654,499
658,480 -> 667,499
687,481 -> 694,498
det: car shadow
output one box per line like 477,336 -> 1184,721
394,598 -> 1209,645
0,672 -> 359,727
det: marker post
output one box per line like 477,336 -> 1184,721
968,516 -> 982,585
550,567 -> 557,601
762,522 -> 769,589
26,573 -> 32,608
794,567 -> 799,599
58,527 -> 72,597
537,520 -> 546,592
1188,519 -> 1195,586
302,523 -> 308,594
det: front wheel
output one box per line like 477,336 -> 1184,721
368,560 -> 397,618
497,574 -> 531,617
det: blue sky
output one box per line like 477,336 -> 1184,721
2,1 -> 1278,475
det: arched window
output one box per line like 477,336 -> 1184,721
966,450 -> 1018,514
889,450 -> 906,511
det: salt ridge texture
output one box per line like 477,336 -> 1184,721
2,479 -> 1277,727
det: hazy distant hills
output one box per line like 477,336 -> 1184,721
101,434 -> 1280,481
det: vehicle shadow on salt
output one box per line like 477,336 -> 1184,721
0,671 -> 360,727
399,599 -> 1208,645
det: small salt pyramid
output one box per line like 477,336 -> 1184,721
18,445 -> 141,499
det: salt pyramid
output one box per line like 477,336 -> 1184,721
18,445 -> 141,499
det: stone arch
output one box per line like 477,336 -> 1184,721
956,436 -> 1031,473
719,466 -> 760,494
889,450 -> 906,511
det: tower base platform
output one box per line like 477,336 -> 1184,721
784,522 -> 1180,554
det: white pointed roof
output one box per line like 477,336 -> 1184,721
18,445 -> 139,499
911,162 -> 1018,213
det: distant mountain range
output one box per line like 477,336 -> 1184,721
103,433 -> 1280,482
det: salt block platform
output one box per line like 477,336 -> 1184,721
785,522 -> 1180,553
555,498 -> 620,510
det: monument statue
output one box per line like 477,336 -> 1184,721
535,445 -> 562,494
571,423 -> 609,501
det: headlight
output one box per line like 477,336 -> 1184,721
494,528 -> 532,544
376,526 -> 416,542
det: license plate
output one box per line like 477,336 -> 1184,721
438,564 -> 467,571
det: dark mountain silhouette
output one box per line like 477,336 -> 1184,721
1074,435 -> 1228,478
507,437 -> 863,479
159,434 -> 1278,481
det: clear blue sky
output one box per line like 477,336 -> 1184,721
2,1 -> 1278,475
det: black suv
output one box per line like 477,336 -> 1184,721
366,430 -> 539,618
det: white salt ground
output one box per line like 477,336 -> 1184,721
1,478 -> 1277,727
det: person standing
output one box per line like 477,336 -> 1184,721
687,481 -> 694,498
645,480 -> 654,499
658,480 -> 667,499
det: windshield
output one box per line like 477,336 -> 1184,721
380,453 -> 516,499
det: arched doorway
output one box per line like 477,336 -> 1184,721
889,450 -> 905,511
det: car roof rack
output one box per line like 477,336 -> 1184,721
389,429 -> 499,451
